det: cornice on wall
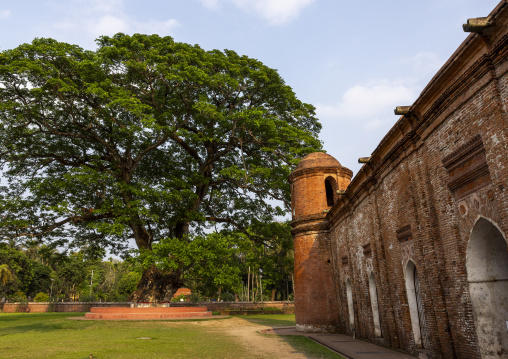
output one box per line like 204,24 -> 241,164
327,1 -> 508,226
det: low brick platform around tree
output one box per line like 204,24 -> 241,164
84,306 -> 213,320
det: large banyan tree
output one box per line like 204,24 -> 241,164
0,33 -> 321,301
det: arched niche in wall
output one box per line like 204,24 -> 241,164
368,272 -> 382,337
325,176 -> 337,207
346,278 -> 355,330
466,217 -> 508,357
404,260 -> 429,348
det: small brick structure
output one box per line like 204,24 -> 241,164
290,2 -> 508,359
172,287 -> 192,299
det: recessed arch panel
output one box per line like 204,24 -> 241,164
466,217 -> 508,357
369,272 -> 382,337
404,261 -> 429,348
346,278 -> 355,329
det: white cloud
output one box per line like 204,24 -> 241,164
133,19 -> 180,35
405,51 -> 444,79
49,0 -> 180,45
0,10 -> 11,19
83,0 -> 124,14
200,0 -> 220,9
200,0 -> 316,25
316,79 -> 417,131
364,118 -> 393,131
316,51 -> 444,132
89,15 -> 129,37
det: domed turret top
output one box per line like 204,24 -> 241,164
295,152 -> 342,171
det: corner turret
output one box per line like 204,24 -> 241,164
289,152 -> 352,332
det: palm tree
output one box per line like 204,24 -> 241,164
24,240 -> 42,262
0,264 -> 14,286
6,238 -> 21,250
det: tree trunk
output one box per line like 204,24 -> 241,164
253,273 -> 258,302
291,273 -> 295,300
271,288 -> 276,302
247,266 -> 250,301
131,265 -> 183,302
130,219 -> 188,302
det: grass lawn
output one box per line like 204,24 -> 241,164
0,312 -> 344,359
0,313 -> 250,359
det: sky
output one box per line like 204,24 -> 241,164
0,0 -> 501,176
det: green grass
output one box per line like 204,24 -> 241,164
0,313 -> 249,359
0,312 -> 344,359
234,313 -> 298,327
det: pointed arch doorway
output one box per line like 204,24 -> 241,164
467,218 -> 508,358
404,260 -> 430,348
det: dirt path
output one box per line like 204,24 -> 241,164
186,317 -> 309,359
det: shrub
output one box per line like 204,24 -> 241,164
189,292 -> 205,302
171,294 -> 188,302
79,294 -> 97,302
117,271 -> 141,296
34,292 -> 49,302
9,290 -> 27,303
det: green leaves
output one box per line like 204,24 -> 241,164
0,244 -> 54,298
0,33 -> 321,263
129,221 -> 294,300
135,233 -> 244,296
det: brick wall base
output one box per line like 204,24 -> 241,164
0,301 -> 294,314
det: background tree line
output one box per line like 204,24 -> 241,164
0,222 -> 294,302
0,242 -> 140,302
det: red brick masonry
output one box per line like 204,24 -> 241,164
290,2 -> 508,359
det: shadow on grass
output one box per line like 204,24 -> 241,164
0,312 -> 58,322
234,314 -> 297,328
278,335 -> 346,359
0,312 -> 95,337
0,322 -> 68,337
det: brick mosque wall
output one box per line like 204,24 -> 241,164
290,2 -> 508,359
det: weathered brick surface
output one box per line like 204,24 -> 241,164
291,2 -> 508,358
289,152 -> 352,332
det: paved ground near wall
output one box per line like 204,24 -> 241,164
262,327 -> 415,359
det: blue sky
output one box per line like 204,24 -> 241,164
0,0 -> 501,175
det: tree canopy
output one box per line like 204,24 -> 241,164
0,33 -> 321,301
